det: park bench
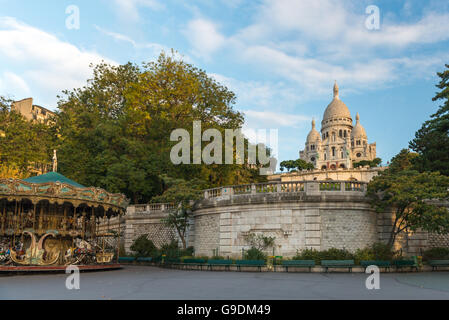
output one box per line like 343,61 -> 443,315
163,258 -> 181,267
321,260 -> 355,272
428,260 -> 449,271
136,257 -> 153,263
235,260 -> 265,272
280,260 -> 315,272
181,258 -> 207,270
118,257 -> 135,263
360,260 -> 391,271
207,259 -> 233,271
393,260 -> 418,271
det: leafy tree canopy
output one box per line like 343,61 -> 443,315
367,149 -> 449,247
410,64 -> 449,176
280,159 -> 314,172
55,51 -> 267,203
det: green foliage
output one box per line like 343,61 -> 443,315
354,243 -> 396,264
244,247 -> 266,260
280,159 -> 314,172
353,157 -> 382,168
293,248 -> 354,264
367,149 -> 449,247
422,247 -> 449,261
410,64 -> 449,176
56,52 -> 268,203
159,240 -> 194,258
0,96 -> 56,176
243,233 -> 275,251
130,235 -> 158,258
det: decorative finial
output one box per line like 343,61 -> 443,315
312,118 -> 316,129
52,149 -> 58,172
356,112 -> 360,123
333,80 -> 339,99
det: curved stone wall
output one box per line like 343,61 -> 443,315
193,181 -> 377,258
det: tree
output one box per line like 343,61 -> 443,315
0,96 -> 55,177
353,157 -> 382,168
152,175 -> 204,249
280,159 -> 314,172
56,52 -> 267,203
367,149 -> 449,247
410,64 -> 449,176
130,235 -> 158,257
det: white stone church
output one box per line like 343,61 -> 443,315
300,82 -> 377,170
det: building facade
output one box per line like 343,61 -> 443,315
11,98 -> 55,123
300,82 -> 377,170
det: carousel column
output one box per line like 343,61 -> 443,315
32,202 -> 37,231
1,203 -> 5,235
117,211 -> 121,263
81,211 -> 86,240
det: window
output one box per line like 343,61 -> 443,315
324,153 -> 327,160
339,130 -> 342,137
332,147 -> 335,157
344,130 -> 347,138
321,165 -> 327,170
356,153 -> 361,158
339,164 -> 345,168
311,157 -> 315,162
356,140 -> 361,146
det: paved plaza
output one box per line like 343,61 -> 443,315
1,266 -> 449,300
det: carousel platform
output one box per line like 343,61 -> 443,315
0,264 -> 122,274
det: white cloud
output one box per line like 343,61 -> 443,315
112,0 -> 163,21
185,19 -> 226,59
243,110 -> 310,128
0,17 -> 116,108
188,0 -> 449,98
0,72 -> 30,97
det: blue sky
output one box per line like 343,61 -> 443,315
1,0 -> 449,166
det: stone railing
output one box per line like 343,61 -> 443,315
127,203 -> 176,214
127,180 -> 368,212
203,180 -> 367,199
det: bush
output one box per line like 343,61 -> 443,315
422,247 -> 449,261
293,248 -> 353,264
244,247 -> 266,260
354,243 -> 395,264
130,235 -> 158,258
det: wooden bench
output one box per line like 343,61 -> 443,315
360,260 -> 391,271
136,257 -> 153,263
321,260 -> 355,272
235,260 -> 265,272
163,258 -> 181,267
428,260 -> 449,271
181,258 -> 207,270
118,257 -> 135,263
207,259 -> 233,271
393,260 -> 418,271
280,260 -> 315,272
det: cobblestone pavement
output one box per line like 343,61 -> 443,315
1,266 -> 449,300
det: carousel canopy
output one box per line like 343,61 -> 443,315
0,172 -> 129,212
24,172 -> 86,188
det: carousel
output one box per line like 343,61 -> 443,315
0,158 -> 128,272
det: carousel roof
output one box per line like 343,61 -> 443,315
24,172 -> 86,188
0,172 -> 129,212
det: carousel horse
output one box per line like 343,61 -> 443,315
10,231 -> 60,266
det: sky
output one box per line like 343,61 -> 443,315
0,0 -> 449,166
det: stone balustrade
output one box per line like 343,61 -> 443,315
203,180 -> 367,199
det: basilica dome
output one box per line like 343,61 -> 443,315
322,81 -> 352,122
307,119 -> 321,142
351,113 -> 367,138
